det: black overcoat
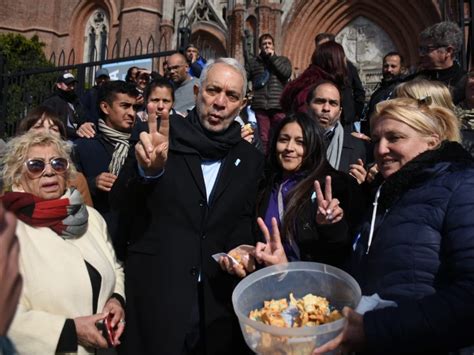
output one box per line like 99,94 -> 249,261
112,136 -> 264,354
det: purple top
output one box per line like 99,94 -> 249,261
263,174 -> 304,260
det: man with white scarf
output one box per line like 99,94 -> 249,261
74,80 -> 138,233
307,80 -> 367,180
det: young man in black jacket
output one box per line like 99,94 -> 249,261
246,34 -> 292,153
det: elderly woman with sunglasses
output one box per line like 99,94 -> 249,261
0,131 -> 125,354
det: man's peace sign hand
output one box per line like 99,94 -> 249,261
135,106 -> 170,175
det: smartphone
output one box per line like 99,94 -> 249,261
104,314 -> 116,346
97,315 -> 115,347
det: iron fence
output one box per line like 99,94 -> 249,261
0,34 -> 175,138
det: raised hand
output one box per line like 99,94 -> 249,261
367,163 -> 379,183
135,106 -> 170,175
314,176 -> 344,225
255,217 -> 288,266
349,158 -> 367,184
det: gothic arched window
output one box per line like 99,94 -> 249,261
83,9 -> 109,63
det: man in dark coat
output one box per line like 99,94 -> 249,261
74,81 -> 138,234
407,21 -> 467,104
246,33 -> 292,153
42,72 -> 88,140
306,80 -> 367,177
363,51 -> 406,134
112,58 -> 264,354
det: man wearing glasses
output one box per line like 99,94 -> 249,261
167,52 -> 199,115
411,21 -> 467,104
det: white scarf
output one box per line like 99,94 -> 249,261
98,119 -> 131,176
326,122 -> 344,170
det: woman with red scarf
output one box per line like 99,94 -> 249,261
0,131 -> 125,354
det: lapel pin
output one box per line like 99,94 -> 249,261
234,158 -> 241,166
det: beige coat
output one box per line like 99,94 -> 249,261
8,206 -> 124,355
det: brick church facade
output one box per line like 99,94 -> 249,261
0,0 -> 470,89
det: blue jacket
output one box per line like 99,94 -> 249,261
352,142 -> 474,353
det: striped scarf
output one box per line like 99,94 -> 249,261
1,188 -> 88,238
98,119 -> 131,176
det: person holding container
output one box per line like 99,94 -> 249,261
220,112 -> 365,276
311,98 -> 474,354
1,132 -> 125,354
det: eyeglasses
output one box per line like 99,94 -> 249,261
24,157 -> 69,177
167,64 -> 185,72
312,98 -> 340,107
418,45 -> 446,55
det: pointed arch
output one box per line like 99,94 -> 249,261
68,0 -> 119,63
190,23 -> 228,60
282,0 -> 441,71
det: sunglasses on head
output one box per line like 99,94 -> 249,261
24,157 -> 69,176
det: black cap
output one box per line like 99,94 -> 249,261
57,72 -> 78,85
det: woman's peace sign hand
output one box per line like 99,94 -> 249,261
255,217 -> 288,266
314,176 -> 344,225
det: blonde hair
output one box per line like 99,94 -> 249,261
395,79 -> 455,110
1,131 -> 76,191
371,97 -> 461,143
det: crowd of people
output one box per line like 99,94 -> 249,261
0,19 -> 473,355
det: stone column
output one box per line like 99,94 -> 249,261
270,1 -> 283,52
159,0 -> 174,52
228,4 -> 246,62
256,0 -> 272,39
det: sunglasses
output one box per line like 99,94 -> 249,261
24,157 -> 69,176
418,45 -> 446,55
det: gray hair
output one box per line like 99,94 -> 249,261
199,57 -> 248,98
419,21 -> 463,54
1,131 -> 76,191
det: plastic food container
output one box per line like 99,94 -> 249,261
232,262 -> 361,355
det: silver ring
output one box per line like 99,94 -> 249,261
119,319 -> 126,324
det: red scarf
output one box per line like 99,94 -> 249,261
1,188 -> 88,237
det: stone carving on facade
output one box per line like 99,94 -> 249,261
336,16 -> 396,94
178,0 -> 228,60
190,0 -> 225,28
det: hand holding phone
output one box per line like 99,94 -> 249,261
95,314 -> 116,347
75,313 -> 110,349
104,314 -> 116,347
100,297 -> 126,346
